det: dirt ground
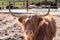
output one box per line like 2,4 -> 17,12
0,13 -> 60,40
53,16 -> 60,40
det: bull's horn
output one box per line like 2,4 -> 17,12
42,5 -> 50,16
9,1 -> 20,18
46,5 -> 50,15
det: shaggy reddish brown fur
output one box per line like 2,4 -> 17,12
17,14 -> 56,40
8,4 -> 56,40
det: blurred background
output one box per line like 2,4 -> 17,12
0,0 -> 59,9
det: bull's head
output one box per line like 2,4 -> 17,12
18,15 -> 46,40
9,6 -> 50,40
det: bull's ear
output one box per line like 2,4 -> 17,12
24,18 -> 30,23
18,17 -> 23,23
18,17 -> 29,23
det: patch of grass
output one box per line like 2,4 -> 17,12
0,1 -> 27,8
57,2 -> 60,7
0,1 -> 27,5
0,1 -> 60,8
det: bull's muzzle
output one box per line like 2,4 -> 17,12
26,30 -> 33,35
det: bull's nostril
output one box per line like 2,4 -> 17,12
26,31 -> 33,34
26,32 -> 28,34
29,32 -> 32,34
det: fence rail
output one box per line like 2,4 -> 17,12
0,9 -> 60,16
0,9 -> 60,12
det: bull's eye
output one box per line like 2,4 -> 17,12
29,31 -> 33,34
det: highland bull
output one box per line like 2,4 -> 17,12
9,7 -> 56,40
